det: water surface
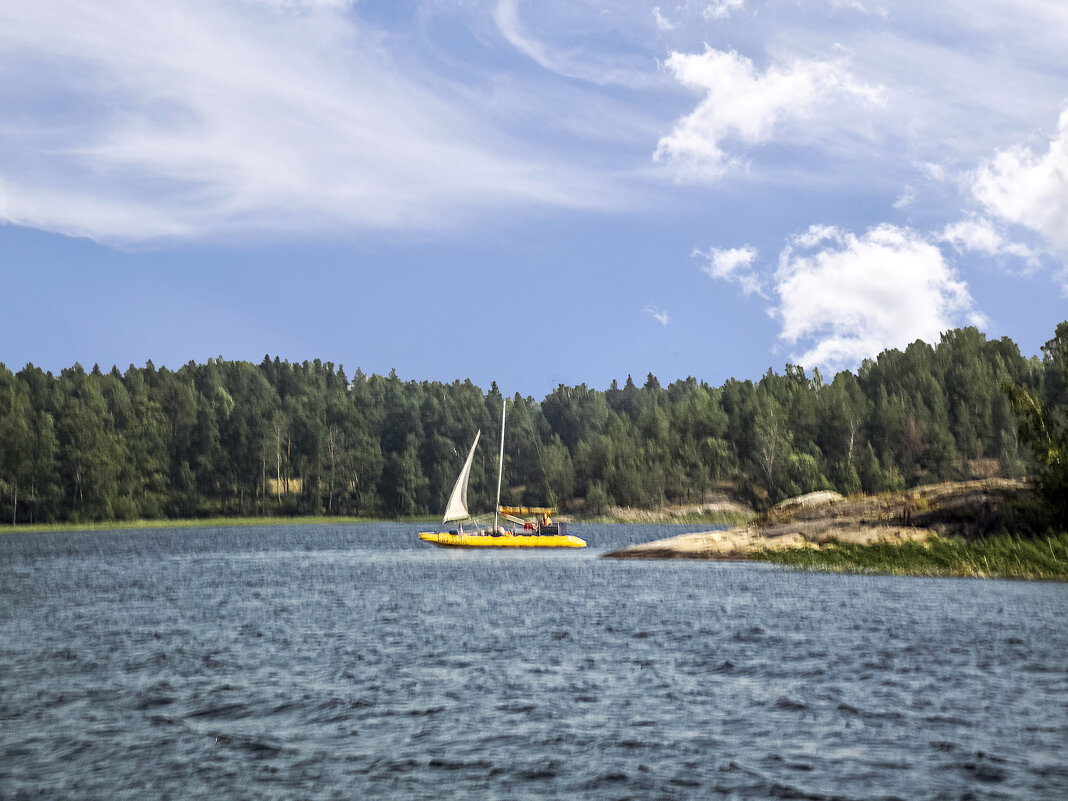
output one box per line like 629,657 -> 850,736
2,523 -> 1066,799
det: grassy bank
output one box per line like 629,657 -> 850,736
1,515 -> 439,534
751,532 -> 1068,581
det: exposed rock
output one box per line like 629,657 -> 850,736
597,496 -> 753,523
603,478 -> 1029,560
606,528 -> 764,560
772,490 -> 844,511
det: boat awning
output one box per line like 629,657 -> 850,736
498,506 -> 553,516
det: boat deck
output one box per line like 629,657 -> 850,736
418,531 -> 587,548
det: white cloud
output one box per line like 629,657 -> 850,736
829,0 -> 887,16
692,245 -> 763,295
644,305 -> 670,326
703,0 -> 745,21
941,217 -> 1041,267
920,162 -> 948,183
774,224 -> 981,371
942,218 -> 1004,254
793,224 -> 839,249
247,0 -> 355,8
0,0 -> 610,243
654,47 -> 882,180
493,0 -> 654,88
893,185 -> 915,209
652,6 -> 675,31
971,107 -> 1068,251
494,0 -> 565,74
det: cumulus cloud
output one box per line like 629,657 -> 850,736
773,224 -> 981,371
654,47 -> 881,180
692,245 -> 763,295
971,107 -> 1068,251
0,0 -> 608,243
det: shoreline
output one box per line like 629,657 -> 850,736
750,532 -> 1068,582
0,515 -> 440,534
0,504 -> 755,535
7,482 -> 1066,581
603,479 -> 1068,581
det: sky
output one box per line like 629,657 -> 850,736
1,0 -> 1067,398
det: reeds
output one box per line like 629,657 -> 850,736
752,532 -> 1068,580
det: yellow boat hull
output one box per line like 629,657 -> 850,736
418,531 -> 587,548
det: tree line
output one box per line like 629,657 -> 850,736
1,323 -> 1065,526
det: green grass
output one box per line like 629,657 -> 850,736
1,514 -> 439,534
751,532 -> 1068,581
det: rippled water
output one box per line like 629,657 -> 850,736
1,523 -> 1066,800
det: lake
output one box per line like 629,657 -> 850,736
1,523 -> 1066,800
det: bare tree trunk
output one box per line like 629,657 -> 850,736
847,416 -> 858,464
274,423 -> 282,502
326,426 -> 338,514
285,436 -> 292,495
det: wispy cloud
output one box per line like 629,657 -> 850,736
692,245 -> 763,296
893,185 -> 915,209
654,47 -> 882,180
0,0 -> 612,243
828,0 -> 887,16
652,6 -> 675,31
941,217 -> 1042,269
921,162 -> 948,183
703,1 -> 745,21
493,0 -> 656,89
644,305 -> 670,326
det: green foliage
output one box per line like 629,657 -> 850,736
1004,322 -> 1068,527
0,322 -> 1062,524
752,533 -> 1068,581
584,481 -> 612,515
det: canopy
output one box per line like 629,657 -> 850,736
498,506 -> 553,516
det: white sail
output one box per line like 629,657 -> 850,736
443,429 -> 481,523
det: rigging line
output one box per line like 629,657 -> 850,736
495,398 -> 506,533
515,399 -> 560,511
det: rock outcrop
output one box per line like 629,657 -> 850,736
594,492 -> 753,523
603,478 -> 1028,560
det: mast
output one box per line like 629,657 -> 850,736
494,397 -> 506,532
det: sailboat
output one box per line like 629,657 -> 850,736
418,399 -> 587,549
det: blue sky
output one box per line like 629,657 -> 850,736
2,0 -> 1067,397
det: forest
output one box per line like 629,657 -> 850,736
1,323 -> 1066,527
